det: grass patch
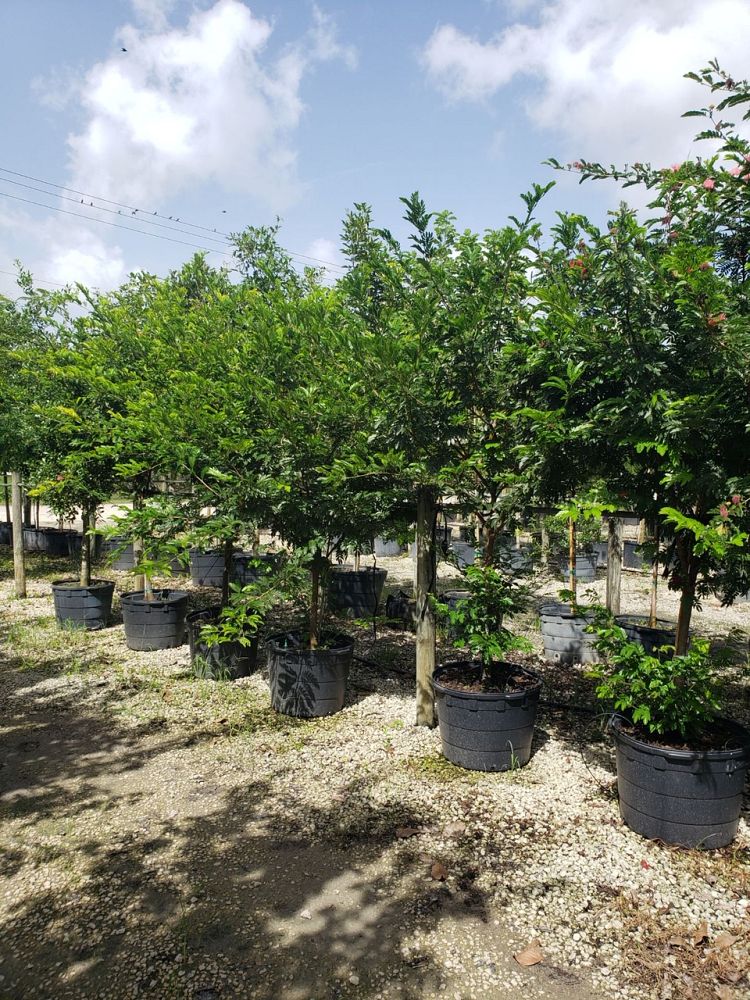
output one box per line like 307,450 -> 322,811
404,753 -> 480,784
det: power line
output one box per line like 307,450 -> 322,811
0,189 -> 236,257
0,164 -> 347,272
0,266 -> 69,289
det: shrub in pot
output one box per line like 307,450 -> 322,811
186,584 -> 265,680
433,565 -> 538,771
590,616 -> 750,848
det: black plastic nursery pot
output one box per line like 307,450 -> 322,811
51,579 -> 115,631
610,716 -> 750,849
189,548 -> 226,588
327,566 -> 387,618
615,615 -> 677,655
120,589 -> 188,651
539,602 -> 598,665
557,553 -> 598,583
231,551 -> 279,586
100,537 -> 136,571
0,521 -> 11,545
23,526 -> 73,556
267,631 -> 354,718
186,606 -> 259,680
623,540 -> 647,570
433,661 -> 542,772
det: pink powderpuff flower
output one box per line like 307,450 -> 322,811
729,165 -> 743,176
731,494 -> 741,505
670,163 -> 682,172
703,178 -> 716,190
719,504 -> 729,519
743,174 -> 750,183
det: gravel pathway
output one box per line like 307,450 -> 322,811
0,549 -> 748,1000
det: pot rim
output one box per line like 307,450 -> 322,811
330,565 -> 387,576
539,601 -> 594,621
610,714 -> 750,761
614,614 -> 677,632
266,629 -> 354,653
52,577 -> 115,591
121,588 -> 188,606
433,660 -> 542,701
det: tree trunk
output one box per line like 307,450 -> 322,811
132,492 -> 145,593
35,498 -> 40,529
4,473 -> 10,524
483,526 -> 497,567
23,494 -> 31,526
11,471 -> 26,598
568,518 -> 577,602
415,488 -> 437,728
539,515 -> 549,569
80,508 -> 92,587
648,521 -> 660,628
605,517 -> 622,615
309,548 -> 322,649
221,537 -> 234,607
675,534 -> 697,656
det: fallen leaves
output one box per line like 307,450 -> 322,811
430,862 -> 448,882
395,826 -> 420,839
514,940 -> 543,967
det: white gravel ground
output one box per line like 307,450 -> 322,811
0,548 -> 748,1000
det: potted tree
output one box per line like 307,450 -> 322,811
433,564 -> 538,771
109,497 -> 189,651
590,613 -> 750,848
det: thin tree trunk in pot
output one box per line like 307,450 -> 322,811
605,517 -> 622,615
23,494 -> 31,526
568,518 -> 576,603
674,535 -> 697,656
539,515 -> 549,568
80,509 -> 92,587
4,473 -> 10,524
11,471 -> 25,598
648,521 -> 660,628
221,537 -> 233,607
309,549 -> 322,649
132,492 -> 145,593
415,488 -> 437,728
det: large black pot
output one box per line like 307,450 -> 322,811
0,521 -> 12,545
327,566 -> 387,618
51,579 -> 115,631
433,661 -> 542,772
615,615 -> 677,655
100,537 -> 136,571
23,526 -> 73,556
267,631 -> 354,718
373,537 -> 405,558
557,553 -> 598,583
231,551 -> 279,586
186,607 -> 258,680
623,540 -> 647,570
189,548 -> 225,588
121,589 -> 188,651
539,602 -> 598,664
611,716 -> 750,849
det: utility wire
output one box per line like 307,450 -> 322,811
0,266 -> 69,289
0,164 -> 347,272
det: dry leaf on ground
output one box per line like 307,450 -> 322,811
514,940 -> 543,967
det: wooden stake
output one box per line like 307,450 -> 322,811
415,489 -> 437,727
11,471 -> 26,598
605,517 -> 622,615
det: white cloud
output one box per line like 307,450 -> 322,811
66,0 -> 356,210
130,0 -> 177,32
422,0 -> 750,165
301,237 -> 345,285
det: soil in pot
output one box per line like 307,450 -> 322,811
51,579 -> 115,631
610,716 -> 750,849
539,602 -> 598,665
327,567 -> 387,618
615,615 -> 677,656
121,589 -> 188,651
266,631 -> 354,718
186,606 -> 258,680
433,661 -> 542,772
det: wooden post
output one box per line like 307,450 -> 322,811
606,517 -> 622,615
415,488 -> 437,727
11,471 -> 26,598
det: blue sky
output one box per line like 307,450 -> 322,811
1,0 -> 748,295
